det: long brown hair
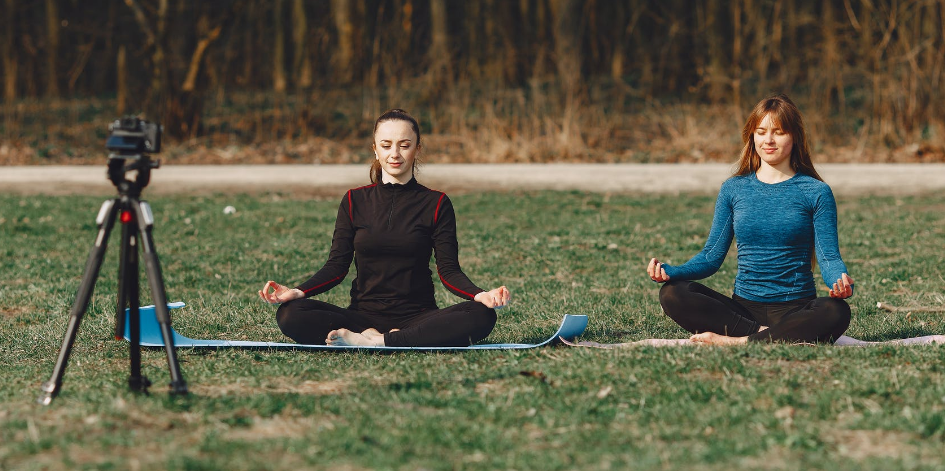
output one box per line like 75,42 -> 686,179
734,94 -> 823,181
370,109 -> 422,184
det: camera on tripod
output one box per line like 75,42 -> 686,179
106,117 -> 163,156
38,115 -> 188,405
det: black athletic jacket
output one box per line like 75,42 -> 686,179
295,178 -> 484,315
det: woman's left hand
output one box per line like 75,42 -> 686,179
829,273 -> 855,299
475,286 -> 511,309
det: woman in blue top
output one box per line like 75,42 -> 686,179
646,94 -> 855,345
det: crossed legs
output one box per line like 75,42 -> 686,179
275,299 -> 497,347
659,280 -> 851,344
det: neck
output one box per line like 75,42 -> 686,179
756,160 -> 795,184
381,172 -> 413,185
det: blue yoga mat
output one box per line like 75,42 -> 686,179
124,303 -> 588,351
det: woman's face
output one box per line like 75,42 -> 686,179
373,120 -> 419,184
753,113 -> 794,169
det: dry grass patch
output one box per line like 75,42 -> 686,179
223,414 -> 338,441
822,428 -> 918,460
190,377 -> 354,397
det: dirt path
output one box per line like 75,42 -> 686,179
2,163 -> 944,195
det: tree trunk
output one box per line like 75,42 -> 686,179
273,0 -> 287,93
292,0 -> 312,90
45,0 -> 60,97
427,0 -> 450,86
820,0 -> 844,112
549,0 -> 582,94
731,0 -> 744,111
122,0 -> 170,120
241,0 -> 257,86
331,0 -> 354,83
705,0 -> 727,103
2,0 -> 16,102
116,45 -> 127,115
612,1 -> 643,82
781,0 -> 799,87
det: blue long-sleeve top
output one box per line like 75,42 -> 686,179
661,173 -> 851,302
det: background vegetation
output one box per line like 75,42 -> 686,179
2,191 -> 945,469
2,0 -> 945,164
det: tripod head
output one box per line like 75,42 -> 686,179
108,155 -> 160,197
105,117 -> 163,197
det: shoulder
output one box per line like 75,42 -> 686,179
345,182 -> 377,198
415,182 -> 449,203
348,183 -> 378,194
793,174 -> 835,198
721,175 -> 751,188
340,183 -> 378,207
719,175 -> 751,197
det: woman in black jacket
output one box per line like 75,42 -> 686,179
258,109 -> 510,347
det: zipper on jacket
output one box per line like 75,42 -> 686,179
387,192 -> 395,230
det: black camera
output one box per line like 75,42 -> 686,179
106,117 -> 162,155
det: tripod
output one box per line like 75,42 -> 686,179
38,155 -> 188,405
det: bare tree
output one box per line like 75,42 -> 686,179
2,0 -> 16,102
819,0 -> 845,112
704,0 -> 727,103
116,45 -> 127,115
292,0 -> 312,90
427,0 -> 450,86
331,0 -> 354,83
125,0 -> 227,138
273,0 -> 287,92
45,0 -> 61,97
549,0 -> 582,94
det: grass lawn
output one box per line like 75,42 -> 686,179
1,189 -> 944,470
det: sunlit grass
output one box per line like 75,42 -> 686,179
1,191 -> 944,470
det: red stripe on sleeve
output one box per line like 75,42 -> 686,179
347,190 -> 353,223
434,193 -> 445,224
301,274 -> 347,294
437,268 -> 477,299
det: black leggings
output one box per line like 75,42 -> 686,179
659,280 -> 851,343
275,299 -> 497,347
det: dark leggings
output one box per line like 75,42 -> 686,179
275,299 -> 497,347
659,280 -> 851,343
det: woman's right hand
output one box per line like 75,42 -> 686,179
258,280 -> 304,304
647,258 -> 670,283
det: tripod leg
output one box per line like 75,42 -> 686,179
114,218 -> 130,340
38,200 -> 120,405
121,219 -> 151,392
132,200 -> 188,395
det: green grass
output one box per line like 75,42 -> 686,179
2,190 -> 944,470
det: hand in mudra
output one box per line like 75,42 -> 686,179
828,273 -> 855,299
647,258 -> 670,283
258,281 -> 304,304
474,286 -> 511,309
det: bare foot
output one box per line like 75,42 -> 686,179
360,328 -> 385,342
690,332 -> 748,346
326,328 -> 386,347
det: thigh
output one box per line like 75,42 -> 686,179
384,301 -> 497,347
660,281 -> 760,336
748,297 -> 851,343
761,296 -> 816,327
276,298 -> 377,344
